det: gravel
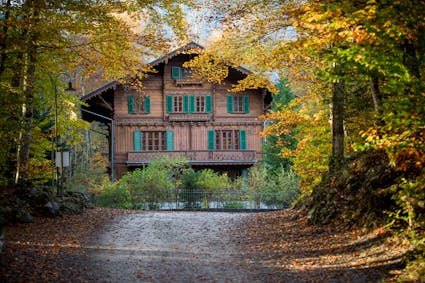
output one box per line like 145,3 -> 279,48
86,212 -> 262,283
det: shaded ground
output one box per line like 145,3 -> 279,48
87,212 -> 259,282
0,208 -> 407,282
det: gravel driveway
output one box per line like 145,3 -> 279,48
87,212 -> 262,283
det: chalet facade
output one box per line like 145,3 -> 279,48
81,42 -> 271,180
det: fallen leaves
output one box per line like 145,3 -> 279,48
0,208 -> 140,282
0,208 -> 408,282
233,209 -> 408,283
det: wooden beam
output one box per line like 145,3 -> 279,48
98,95 -> 113,111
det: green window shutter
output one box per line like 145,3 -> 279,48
227,95 -> 233,113
206,95 -> 212,113
208,130 -> 215,150
166,95 -> 173,113
183,95 -> 189,113
144,96 -> 151,114
190,95 -> 195,113
244,95 -> 250,113
166,130 -> 174,151
171,66 -> 181,79
239,130 -> 247,150
133,130 -> 142,152
128,95 -> 135,114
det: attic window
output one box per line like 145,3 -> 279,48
171,66 -> 192,79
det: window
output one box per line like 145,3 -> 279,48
216,130 -> 239,150
167,95 -> 212,113
233,96 -> 244,113
171,66 -> 192,79
128,95 -> 150,114
196,96 -> 205,112
227,95 -> 250,113
133,131 -> 174,151
144,131 -> 165,151
173,96 -> 183,113
210,130 -> 247,150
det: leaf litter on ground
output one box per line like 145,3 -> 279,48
0,208 -> 408,282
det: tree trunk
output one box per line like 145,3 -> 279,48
403,40 -> 420,80
370,73 -> 384,126
15,1 -> 37,185
330,70 -> 345,174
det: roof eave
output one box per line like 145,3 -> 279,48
80,81 -> 117,101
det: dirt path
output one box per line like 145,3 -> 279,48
86,212 -> 261,283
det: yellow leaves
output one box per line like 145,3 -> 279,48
230,74 -> 277,94
183,53 -> 229,84
361,122 -> 425,174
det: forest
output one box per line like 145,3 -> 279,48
0,0 -> 424,281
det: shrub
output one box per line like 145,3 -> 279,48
248,164 -> 300,208
96,182 -> 131,209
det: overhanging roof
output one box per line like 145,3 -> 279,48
80,80 -> 117,102
80,41 -> 254,101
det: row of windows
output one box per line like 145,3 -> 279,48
133,130 -> 246,151
128,95 -> 250,114
166,95 -> 212,113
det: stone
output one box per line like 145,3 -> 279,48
60,198 -> 84,215
16,209 -> 34,223
43,199 -> 61,217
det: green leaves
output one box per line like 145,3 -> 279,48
0,0 -> 190,186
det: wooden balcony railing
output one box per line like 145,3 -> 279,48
175,78 -> 202,86
168,113 -> 212,122
127,150 -> 258,165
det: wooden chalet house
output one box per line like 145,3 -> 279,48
81,42 -> 271,180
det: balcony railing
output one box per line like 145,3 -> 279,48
168,113 -> 212,122
127,150 -> 257,165
175,78 -> 202,86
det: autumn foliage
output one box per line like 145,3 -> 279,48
190,0 -> 425,279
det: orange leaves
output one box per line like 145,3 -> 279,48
361,124 -> 425,174
235,209 -> 405,282
0,208 -> 140,282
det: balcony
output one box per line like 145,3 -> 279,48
175,78 -> 202,86
127,150 -> 257,166
168,113 -> 212,122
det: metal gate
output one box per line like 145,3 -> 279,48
131,189 -> 289,211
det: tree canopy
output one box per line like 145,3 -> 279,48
0,0 -> 189,185
188,1 -> 424,278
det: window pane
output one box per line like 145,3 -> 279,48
142,131 -> 166,151
196,96 -> 205,112
173,96 -> 183,112
181,68 -> 192,78
135,94 -> 145,113
215,130 -> 239,150
233,96 -> 244,112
